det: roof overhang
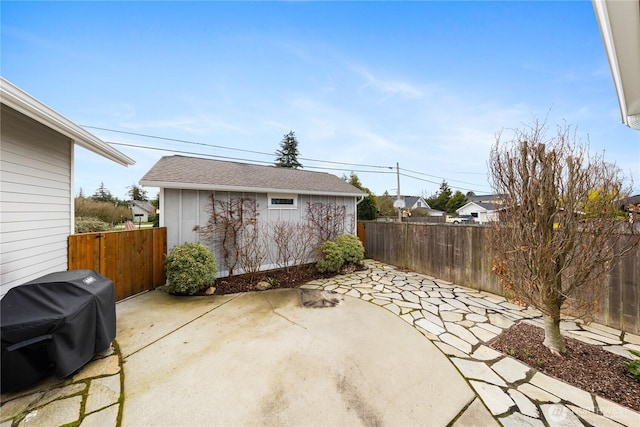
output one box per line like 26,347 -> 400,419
139,180 -> 364,198
593,0 -> 640,130
0,77 -> 135,166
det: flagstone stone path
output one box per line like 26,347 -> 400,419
302,260 -> 640,427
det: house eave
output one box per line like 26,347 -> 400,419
0,78 -> 136,166
140,180 -> 364,198
593,0 -> 640,130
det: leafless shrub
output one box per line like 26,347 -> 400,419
305,201 -> 351,245
272,221 -> 315,270
194,195 -> 261,276
237,220 -> 268,277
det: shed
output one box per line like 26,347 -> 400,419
128,200 -> 156,223
140,155 -> 364,276
0,78 -> 134,296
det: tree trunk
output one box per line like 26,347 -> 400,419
542,314 -> 566,356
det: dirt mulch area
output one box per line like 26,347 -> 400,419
490,322 -> 640,412
212,263 -> 358,295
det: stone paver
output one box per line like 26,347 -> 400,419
84,374 -> 121,413
80,404 -> 119,427
492,357 -> 531,383
18,395 -> 82,427
452,358 -> 507,387
541,403 -> 584,427
530,372 -> 594,411
469,380 -> 514,415
500,412 -> 545,427
3,259 -> 638,426
508,389 -> 539,418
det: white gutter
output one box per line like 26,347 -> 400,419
592,0 -> 640,130
0,77 -> 135,166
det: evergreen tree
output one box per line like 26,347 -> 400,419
92,182 -> 115,203
426,181 -> 453,212
274,131 -> 302,169
345,172 -> 378,220
446,190 -> 468,213
127,183 -> 148,201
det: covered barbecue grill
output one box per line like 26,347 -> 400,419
1,270 -> 116,392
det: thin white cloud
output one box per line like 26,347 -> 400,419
350,64 -> 425,100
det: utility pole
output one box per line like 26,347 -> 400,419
396,162 -> 402,222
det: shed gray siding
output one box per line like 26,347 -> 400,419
162,188 -> 357,276
1,105 -> 73,296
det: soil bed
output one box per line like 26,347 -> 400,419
212,263 -> 357,295
490,322 -> 640,412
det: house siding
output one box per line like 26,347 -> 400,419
457,203 -> 498,224
0,105 -> 73,296
163,188 -> 357,276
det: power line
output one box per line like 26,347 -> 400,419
399,172 -> 490,193
107,142 -> 275,165
107,141 -> 396,175
84,125 -> 394,170
401,167 -> 488,188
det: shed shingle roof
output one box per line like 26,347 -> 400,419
140,156 -> 364,196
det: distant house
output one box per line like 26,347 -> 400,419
405,196 -> 445,217
0,78 -> 134,296
616,194 -> 640,221
467,194 -> 506,205
140,155 -> 364,276
404,196 -> 430,210
456,201 -> 498,224
128,200 -> 156,223
377,195 -> 444,217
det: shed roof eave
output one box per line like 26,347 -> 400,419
0,78 -> 135,166
139,180 -> 364,198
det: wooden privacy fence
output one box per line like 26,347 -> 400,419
361,221 -> 640,335
68,227 -> 167,301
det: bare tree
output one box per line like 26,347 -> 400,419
489,119 -> 638,355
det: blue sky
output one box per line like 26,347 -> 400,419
2,1 -> 638,200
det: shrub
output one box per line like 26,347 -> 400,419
335,234 -> 364,264
164,242 -> 217,295
75,197 -> 132,224
623,349 -> 640,382
75,217 -> 111,233
315,240 -> 344,273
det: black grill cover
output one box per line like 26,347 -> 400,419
1,270 -> 116,392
